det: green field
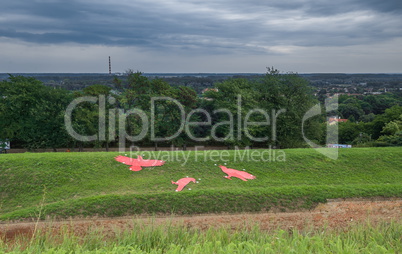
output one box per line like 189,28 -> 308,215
0,147 -> 401,220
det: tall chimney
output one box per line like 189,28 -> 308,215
108,56 -> 111,75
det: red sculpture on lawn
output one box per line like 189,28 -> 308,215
171,177 -> 196,192
219,165 -> 256,181
114,155 -> 165,171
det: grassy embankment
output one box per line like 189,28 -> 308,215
0,147 -> 401,220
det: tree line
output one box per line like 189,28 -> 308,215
1,69 -> 401,151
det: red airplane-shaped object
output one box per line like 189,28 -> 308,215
219,165 -> 256,181
171,177 -> 196,192
114,155 -> 165,171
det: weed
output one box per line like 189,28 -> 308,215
0,219 -> 400,253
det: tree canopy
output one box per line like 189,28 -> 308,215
1,70 -> 401,150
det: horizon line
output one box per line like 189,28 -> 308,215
1,72 -> 402,75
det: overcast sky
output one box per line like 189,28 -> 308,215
1,0 -> 401,73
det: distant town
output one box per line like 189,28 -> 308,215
1,72 -> 401,96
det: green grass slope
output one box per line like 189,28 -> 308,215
0,147 -> 401,220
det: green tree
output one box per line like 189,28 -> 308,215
70,84 -> 117,151
113,73 -> 199,148
352,132 -> 373,146
151,85 -> 198,149
381,115 -> 402,135
376,114 -> 402,146
257,69 -> 319,148
121,70 -> 151,110
0,75 -> 72,150
202,68 -> 320,148
338,97 -> 364,121
202,78 -> 257,148
370,105 -> 402,139
338,121 -> 362,144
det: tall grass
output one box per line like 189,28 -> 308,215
1,219 -> 400,253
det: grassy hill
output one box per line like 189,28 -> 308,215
0,147 -> 401,220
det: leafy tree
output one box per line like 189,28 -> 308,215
370,105 -> 402,139
377,133 -> 402,146
258,69 -> 319,148
352,132 -> 373,146
202,78 -> 257,147
360,101 -> 373,115
202,68 -> 320,148
363,94 -> 399,115
338,98 -> 364,121
120,70 -> 151,110
114,73 -> 199,148
153,85 -> 198,148
381,115 -> 402,135
70,84 -> 116,151
338,121 -> 362,144
360,113 -> 375,123
0,75 -> 72,150
375,114 -> 402,146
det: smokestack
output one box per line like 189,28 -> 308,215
108,56 -> 111,75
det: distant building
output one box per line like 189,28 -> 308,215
365,92 -> 383,95
328,117 -> 348,125
201,88 -> 218,100
327,144 -> 352,148
202,88 -> 218,94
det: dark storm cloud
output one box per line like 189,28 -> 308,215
356,0 -> 402,13
0,0 -> 401,53
293,0 -> 402,16
0,1 -> 163,46
227,0 -> 402,14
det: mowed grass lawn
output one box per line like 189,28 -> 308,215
0,147 -> 401,220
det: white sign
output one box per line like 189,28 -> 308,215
0,140 -> 10,149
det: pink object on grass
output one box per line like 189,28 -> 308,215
219,165 -> 256,181
115,155 -> 165,171
171,177 -> 196,192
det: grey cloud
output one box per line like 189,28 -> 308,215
357,0 -> 402,13
225,0 -> 402,15
0,0 -> 401,54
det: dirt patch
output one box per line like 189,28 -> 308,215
1,199 -> 401,242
